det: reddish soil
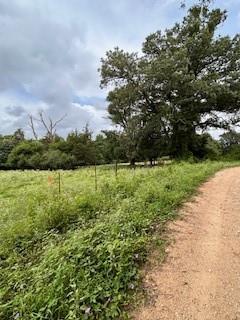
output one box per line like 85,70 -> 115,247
132,167 -> 240,320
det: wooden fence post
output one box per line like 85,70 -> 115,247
115,160 -> 118,179
58,172 -> 61,194
94,163 -> 97,191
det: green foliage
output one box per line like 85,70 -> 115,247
66,126 -> 96,166
7,141 -> 44,169
0,130 -> 25,168
221,144 -> 240,161
95,131 -> 127,164
100,2 -> 240,159
220,130 -> 240,151
189,133 -> 222,160
4,126 -> 99,170
0,162 -> 236,319
219,130 -> 240,160
203,135 -> 222,160
41,150 -> 76,170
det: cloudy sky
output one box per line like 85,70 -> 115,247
0,0 -> 239,137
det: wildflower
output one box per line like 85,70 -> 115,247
85,307 -> 91,314
129,283 -> 135,290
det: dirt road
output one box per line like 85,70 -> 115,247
132,167 -> 240,320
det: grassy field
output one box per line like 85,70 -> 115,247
0,161 -> 236,319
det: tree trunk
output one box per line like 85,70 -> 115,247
130,158 -> 135,166
171,124 -> 195,158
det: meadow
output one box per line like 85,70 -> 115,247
0,161 -> 235,319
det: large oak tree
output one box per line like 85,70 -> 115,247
100,2 -> 240,158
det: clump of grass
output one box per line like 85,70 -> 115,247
0,161 -> 236,319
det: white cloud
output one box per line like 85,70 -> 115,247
0,0 -> 238,137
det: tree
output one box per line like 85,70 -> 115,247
41,150 -> 76,170
196,133 -> 221,160
219,130 -> 240,150
28,111 -> 66,143
138,118 -> 169,164
95,130 -> 127,164
219,129 -> 240,160
7,139 -> 76,170
100,2 -> 240,158
0,129 -> 25,168
13,129 -> 25,142
7,140 -> 44,169
66,125 -> 96,166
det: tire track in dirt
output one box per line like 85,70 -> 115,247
132,167 -> 240,320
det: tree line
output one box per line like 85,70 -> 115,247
0,126 -> 121,170
1,1 -> 240,170
0,125 -> 240,170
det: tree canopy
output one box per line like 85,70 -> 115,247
100,2 -> 240,159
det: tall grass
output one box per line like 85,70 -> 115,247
0,161 -> 236,319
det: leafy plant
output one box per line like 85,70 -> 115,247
0,162 -> 237,319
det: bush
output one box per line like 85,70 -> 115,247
222,145 -> 240,161
7,142 -> 76,170
41,150 -> 76,170
7,141 -> 44,169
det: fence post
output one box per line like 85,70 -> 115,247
58,172 -> 61,194
94,163 -> 97,191
115,160 -> 118,179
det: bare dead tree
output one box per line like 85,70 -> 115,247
28,111 -> 67,142
37,111 -> 67,142
28,114 -> 38,140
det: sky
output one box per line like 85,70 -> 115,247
0,0 -> 239,138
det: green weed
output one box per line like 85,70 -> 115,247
0,161 -> 237,319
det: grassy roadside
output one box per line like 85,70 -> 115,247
0,161 -> 237,319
